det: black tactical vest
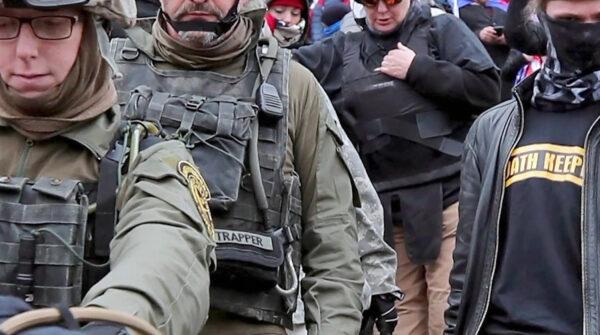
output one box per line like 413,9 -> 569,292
340,14 -> 469,190
110,36 -> 302,328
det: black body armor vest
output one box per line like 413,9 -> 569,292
340,18 -> 470,191
110,36 -> 302,328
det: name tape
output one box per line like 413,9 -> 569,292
215,229 -> 274,251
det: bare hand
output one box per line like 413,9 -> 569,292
496,33 -> 507,45
479,26 -> 500,44
375,42 -> 416,80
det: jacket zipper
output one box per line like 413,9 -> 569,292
580,114 -> 600,335
473,96 -> 526,335
15,139 -> 34,177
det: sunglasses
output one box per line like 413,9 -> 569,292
355,0 -> 403,7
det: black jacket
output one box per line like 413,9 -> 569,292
445,75 -> 600,334
458,4 -> 509,68
293,12 -> 500,119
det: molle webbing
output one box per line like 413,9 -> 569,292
110,36 -> 302,327
0,176 -> 88,307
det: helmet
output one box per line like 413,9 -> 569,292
0,0 -> 137,27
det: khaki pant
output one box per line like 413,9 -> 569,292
393,202 -> 458,335
200,310 -> 287,335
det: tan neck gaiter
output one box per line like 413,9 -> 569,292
152,15 -> 254,70
0,15 -> 117,140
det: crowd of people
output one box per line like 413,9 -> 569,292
0,0 -> 599,334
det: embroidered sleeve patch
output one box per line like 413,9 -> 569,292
177,161 -> 216,240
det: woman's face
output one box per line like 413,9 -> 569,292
268,5 -> 302,26
0,7 -> 84,98
365,0 -> 410,34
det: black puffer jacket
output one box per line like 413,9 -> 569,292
445,74 -> 600,334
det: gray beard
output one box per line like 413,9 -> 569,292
178,30 -> 219,46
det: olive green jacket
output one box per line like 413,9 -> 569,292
0,109 -> 216,335
203,55 -> 364,333
148,47 -> 365,332
284,62 -> 364,334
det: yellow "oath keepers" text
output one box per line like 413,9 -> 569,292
505,144 -> 585,187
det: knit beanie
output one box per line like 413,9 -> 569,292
269,0 -> 306,10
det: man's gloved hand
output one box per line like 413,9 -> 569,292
0,296 -> 129,335
360,293 -> 399,335
0,296 -> 82,335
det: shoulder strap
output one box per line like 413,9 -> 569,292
123,26 -> 163,61
255,36 -> 280,84
94,140 -> 125,257
248,36 -> 283,226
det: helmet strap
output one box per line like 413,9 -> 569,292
159,3 -> 239,36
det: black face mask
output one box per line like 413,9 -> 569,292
541,12 -> 600,74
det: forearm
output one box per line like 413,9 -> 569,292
406,55 -> 501,114
357,208 -> 401,299
300,124 -> 363,334
290,75 -> 363,333
83,217 -> 213,335
445,137 -> 481,333
83,142 -> 215,335
293,36 -> 345,98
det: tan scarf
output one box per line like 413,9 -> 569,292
152,15 -> 254,70
0,15 -> 117,140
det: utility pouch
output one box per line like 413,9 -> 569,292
123,85 -> 257,212
212,174 -> 302,302
212,229 -> 285,291
0,176 -> 88,307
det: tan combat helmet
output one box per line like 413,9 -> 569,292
0,0 -> 137,27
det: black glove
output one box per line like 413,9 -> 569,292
81,322 -> 129,335
360,294 -> 398,335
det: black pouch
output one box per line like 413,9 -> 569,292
211,174 -> 302,300
123,86 -> 257,212
212,229 -> 285,291
0,177 -> 88,307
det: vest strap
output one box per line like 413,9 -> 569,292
357,118 -> 464,157
94,143 -> 124,257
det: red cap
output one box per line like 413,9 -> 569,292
269,0 -> 306,11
